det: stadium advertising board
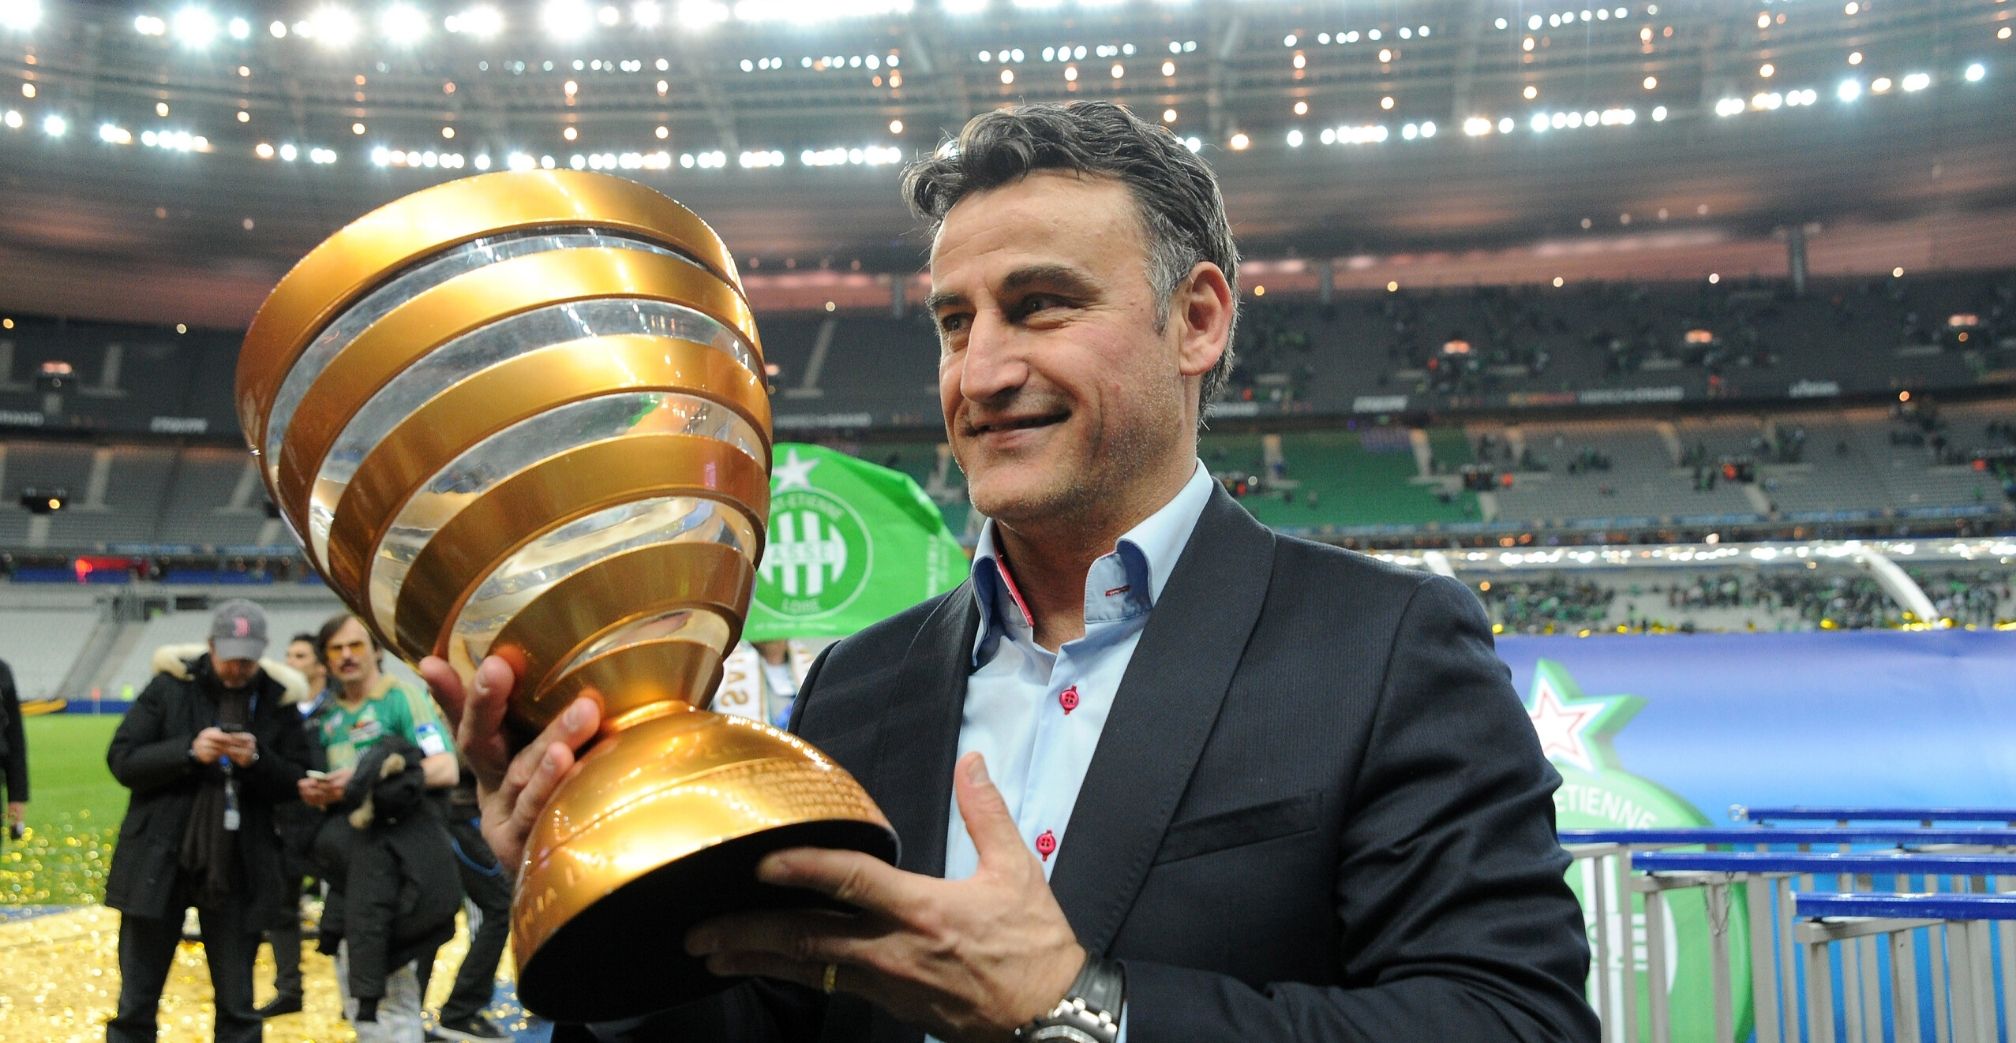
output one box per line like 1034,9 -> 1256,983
1498,630 -> 2016,1040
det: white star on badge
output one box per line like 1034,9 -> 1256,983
773,449 -> 819,491
1526,680 -> 1601,773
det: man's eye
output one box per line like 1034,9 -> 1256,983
1015,295 -> 1069,319
937,314 -> 968,334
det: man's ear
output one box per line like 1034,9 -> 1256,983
1174,261 -> 1234,380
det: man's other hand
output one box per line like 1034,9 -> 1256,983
297,776 -> 341,808
419,654 -> 601,871
686,752 -> 1085,1043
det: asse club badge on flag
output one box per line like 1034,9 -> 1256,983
745,442 -> 967,642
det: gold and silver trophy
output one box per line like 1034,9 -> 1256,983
235,171 -> 897,1020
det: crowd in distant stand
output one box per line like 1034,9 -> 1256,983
1211,271 -> 2016,401
1918,569 -> 2015,628
1477,568 -> 2013,634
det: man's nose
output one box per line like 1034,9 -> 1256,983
956,314 -> 1030,405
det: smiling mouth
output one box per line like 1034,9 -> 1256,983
970,413 -> 1067,436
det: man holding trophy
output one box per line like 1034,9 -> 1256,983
239,100 -> 1591,1042
423,102 -> 1595,1042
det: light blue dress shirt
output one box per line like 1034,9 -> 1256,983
928,459 -> 1215,1043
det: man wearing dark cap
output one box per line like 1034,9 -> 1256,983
106,599 -> 312,1043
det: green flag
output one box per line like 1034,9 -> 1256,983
744,442 -> 967,642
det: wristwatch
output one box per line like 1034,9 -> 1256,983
1012,957 -> 1125,1043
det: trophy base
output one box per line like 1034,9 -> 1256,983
510,708 -> 898,1023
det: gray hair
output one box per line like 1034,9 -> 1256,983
901,101 -> 1240,424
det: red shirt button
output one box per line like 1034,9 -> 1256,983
1059,686 -> 1079,714
1035,829 -> 1057,860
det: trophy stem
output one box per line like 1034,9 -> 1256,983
510,704 -> 896,1021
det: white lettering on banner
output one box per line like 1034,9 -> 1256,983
1352,395 -> 1409,413
1788,380 -> 1841,399
1553,782 -> 1658,829
149,416 -> 209,434
773,412 -> 874,430
0,409 -> 45,427
1577,386 -> 1684,405
762,509 -> 849,597
712,643 -> 764,720
1205,400 -> 1261,418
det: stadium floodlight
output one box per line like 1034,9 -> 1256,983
99,122 -> 132,144
171,6 -> 220,47
1715,97 -> 1746,117
632,1 -> 663,27
675,0 -> 727,29
1497,116 -> 1514,133
380,3 -> 430,43
1285,128 -> 1303,147
1837,78 -> 1862,102
542,0 -> 593,38
0,0 -> 43,33
227,16 -> 249,38
1900,71 -> 1931,92
309,5 -> 361,46
447,4 -> 505,35
134,14 -> 167,34
1963,62 -> 1985,83
41,113 -> 65,136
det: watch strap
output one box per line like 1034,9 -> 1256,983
1013,957 -> 1124,1043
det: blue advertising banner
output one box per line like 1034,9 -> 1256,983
1497,631 -> 2016,824
1493,630 -> 2016,1040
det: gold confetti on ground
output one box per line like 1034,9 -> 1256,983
0,905 -> 529,1041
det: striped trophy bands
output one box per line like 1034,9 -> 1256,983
235,171 -> 897,1021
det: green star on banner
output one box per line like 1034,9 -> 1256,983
744,443 -> 968,642
1524,660 -> 1643,774
1525,659 -> 1750,1043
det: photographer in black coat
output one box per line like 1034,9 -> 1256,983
105,600 -> 310,1043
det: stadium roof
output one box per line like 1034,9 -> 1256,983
1,0 -> 2012,325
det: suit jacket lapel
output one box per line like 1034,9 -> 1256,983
1047,487 -> 1277,955
863,583 -> 980,879
854,587 -> 979,1043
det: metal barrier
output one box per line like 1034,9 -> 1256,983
1735,808 -> 2016,828
1560,826 -> 2016,1042
1633,852 -> 2016,1043
1794,892 -> 2016,1043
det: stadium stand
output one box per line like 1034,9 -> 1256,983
1473,564 -> 2015,635
0,588 -> 100,701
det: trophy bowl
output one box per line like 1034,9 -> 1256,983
235,170 -> 898,1021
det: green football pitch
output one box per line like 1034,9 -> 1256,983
2,715 -> 127,905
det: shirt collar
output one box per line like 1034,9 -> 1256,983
969,459 -> 1215,665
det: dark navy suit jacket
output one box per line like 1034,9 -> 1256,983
578,486 -> 1597,1042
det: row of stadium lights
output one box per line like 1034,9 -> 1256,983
1,2 -> 935,43
2,58 -> 1992,165
0,0 -> 1480,41
7,1 -> 2006,65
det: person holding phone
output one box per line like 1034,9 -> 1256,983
297,613 -> 458,1041
105,600 -> 311,1043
